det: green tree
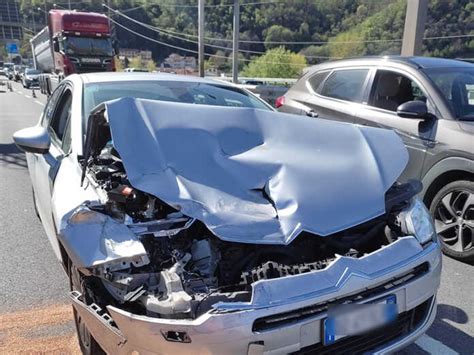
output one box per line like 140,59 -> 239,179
128,56 -> 144,69
242,47 -> 306,79
146,59 -> 157,72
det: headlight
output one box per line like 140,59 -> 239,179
401,198 -> 436,245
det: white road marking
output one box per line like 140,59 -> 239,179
17,91 -> 23,94
415,334 -> 458,354
25,95 -> 32,99
34,100 -> 45,106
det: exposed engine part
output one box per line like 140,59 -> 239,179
78,133 -> 420,320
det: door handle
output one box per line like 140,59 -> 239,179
306,110 -> 319,118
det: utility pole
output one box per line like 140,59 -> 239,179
198,0 -> 205,77
68,0 -> 71,10
401,0 -> 428,56
232,0 -> 239,84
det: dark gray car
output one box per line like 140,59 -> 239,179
279,56 -> 474,262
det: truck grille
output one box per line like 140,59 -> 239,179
293,297 -> 432,354
76,64 -> 107,73
253,262 -> 429,332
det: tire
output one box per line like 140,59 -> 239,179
429,180 -> 474,262
69,261 -> 106,355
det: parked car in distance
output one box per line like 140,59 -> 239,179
0,70 -> 8,92
13,72 -> 440,354
13,65 -> 26,81
22,68 -> 42,88
279,56 -> 474,262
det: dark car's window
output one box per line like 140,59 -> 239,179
320,69 -> 369,103
369,70 -> 426,112
424,67 -> 474,120
307,71 -> 330,93
83,81 -> 271,116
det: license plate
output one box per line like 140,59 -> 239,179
323,295 -> 397,345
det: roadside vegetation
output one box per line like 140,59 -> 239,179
17,0 -> 474,77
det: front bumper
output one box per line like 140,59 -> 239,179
70,236 -> 441,354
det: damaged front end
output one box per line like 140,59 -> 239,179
60,98 -> 439,353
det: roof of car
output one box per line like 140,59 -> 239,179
79,72 -> 232,86
306,56 -> 473,73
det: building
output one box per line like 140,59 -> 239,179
119,48 -> 152,61
163,53 -> 197,70
0,0 -> 22,51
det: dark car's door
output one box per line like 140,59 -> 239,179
304,68 -> 371,123
353,68 -> 438,181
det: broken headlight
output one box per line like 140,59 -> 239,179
400,198 -> 437,245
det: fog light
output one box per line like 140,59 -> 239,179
161,330 -> 191,343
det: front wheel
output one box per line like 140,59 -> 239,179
429,180 -> 474,263
69,261 -> 106,355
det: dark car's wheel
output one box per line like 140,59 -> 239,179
429,180 -> 474,262
69,262 -> 106,355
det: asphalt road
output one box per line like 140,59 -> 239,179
0,80 -> 472,354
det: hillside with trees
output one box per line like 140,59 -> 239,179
18,0 -> 474,76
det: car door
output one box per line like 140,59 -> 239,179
354,68 -> 438,181
33,84 -> 73,259
304,67 -> 372,123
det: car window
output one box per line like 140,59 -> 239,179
41,86 -> 63,127
307,71 -> 330,93
320,69 -> 369,103
424,67 -> 474,120
49,90 -> 72,147
83,81 -> 271,117
369,70 -> 426,112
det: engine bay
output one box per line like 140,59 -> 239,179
75,133 -> 418,320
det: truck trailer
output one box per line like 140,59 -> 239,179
30,10 -> 115,95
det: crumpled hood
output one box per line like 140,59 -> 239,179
102,97 -> 408,244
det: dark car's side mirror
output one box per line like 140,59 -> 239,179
397,100 -> 429,119
13,126 -> 51,154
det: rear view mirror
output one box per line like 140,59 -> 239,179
13,126 -> 51,154
397,100 -> 428,119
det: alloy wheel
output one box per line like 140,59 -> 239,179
434,190 -> 473,253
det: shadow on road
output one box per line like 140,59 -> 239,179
0,143 -> 27,168
428,303 -> 474,354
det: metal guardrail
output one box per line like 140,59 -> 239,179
215,76 -> 297,85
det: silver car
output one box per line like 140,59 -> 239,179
14,73 -> 441,354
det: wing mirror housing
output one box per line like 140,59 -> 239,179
13,126 -> 51,154
397,100 -> 429,119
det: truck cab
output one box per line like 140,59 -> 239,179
31,10 -> 115,95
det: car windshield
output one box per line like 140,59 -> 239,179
83,80 -> 272,116
63,37 -> 113,57
424,66 -> 474,120
26,69 -> 41,75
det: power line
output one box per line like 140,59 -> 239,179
107,5 -> 338,59
111,18 -> 308,66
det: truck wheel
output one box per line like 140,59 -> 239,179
69,262 -> 106,355
429,180 -> 474,263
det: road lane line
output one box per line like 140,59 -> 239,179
415,335 -> 458,355
17,91 -> 23,94
35,100 -> 45,106
25,95 -> 32,99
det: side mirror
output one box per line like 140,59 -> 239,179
13,127 -> 51,154
397,100 -> 428,119
53,37 -> 60,52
